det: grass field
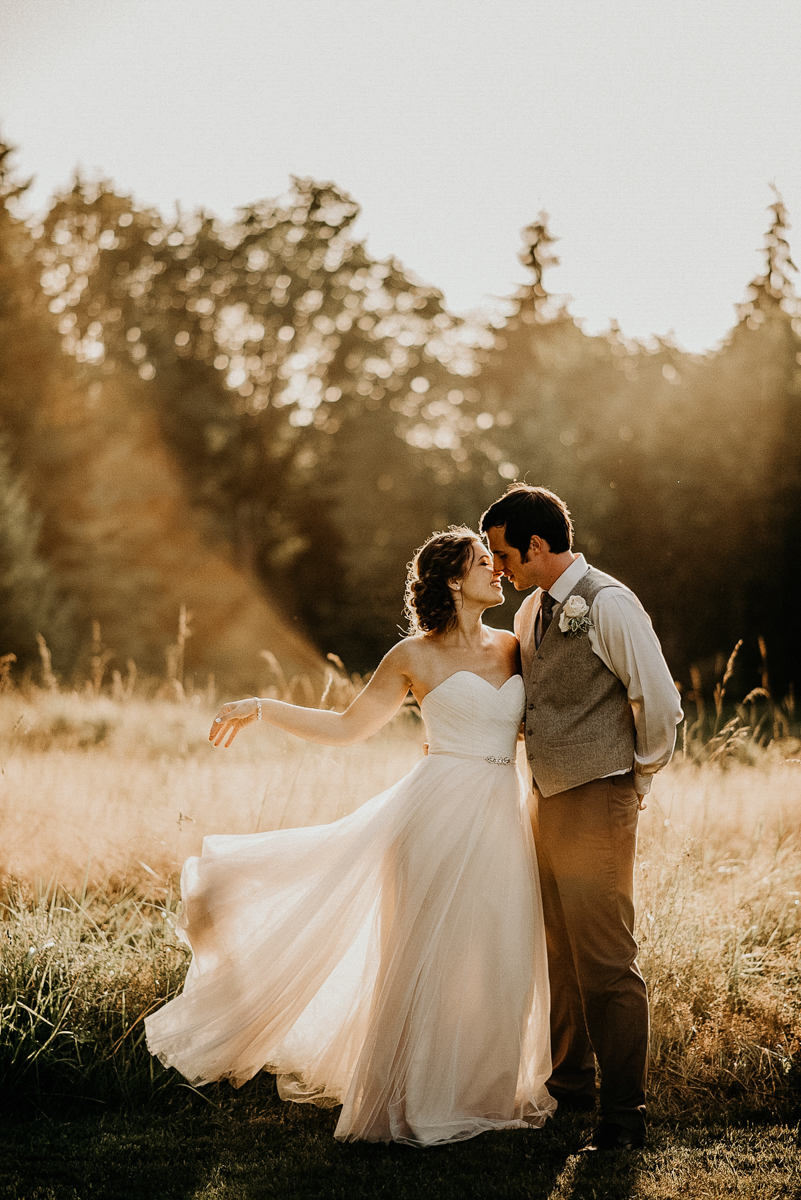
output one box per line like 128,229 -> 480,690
1,681 -> 800,1198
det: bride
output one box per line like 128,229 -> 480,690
145,528 -> 555,1146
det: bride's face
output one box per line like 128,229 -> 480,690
455,540 -> 505,609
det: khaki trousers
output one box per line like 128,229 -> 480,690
532,771 -> 648,1132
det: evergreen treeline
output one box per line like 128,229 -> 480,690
1,139 -> 799,698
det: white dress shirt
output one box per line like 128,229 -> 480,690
515,554 -> 683,795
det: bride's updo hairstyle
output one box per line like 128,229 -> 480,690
404,527 -> 478,635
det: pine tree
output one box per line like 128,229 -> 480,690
517,211 -> 561,321
738,186 -> 798,320
0,439 -> 63,668
0,140 -> 73,669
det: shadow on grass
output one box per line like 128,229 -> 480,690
0,1075 -> 585,1200
2,1077 -> 799,1200
560,1149 -> 644,1200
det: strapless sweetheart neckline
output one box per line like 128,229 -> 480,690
420,670 -> 523,706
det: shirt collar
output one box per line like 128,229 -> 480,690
547,553 -> 588,604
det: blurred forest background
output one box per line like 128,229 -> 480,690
1,138 -> 800,698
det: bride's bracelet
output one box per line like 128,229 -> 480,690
254,697 -> 262,721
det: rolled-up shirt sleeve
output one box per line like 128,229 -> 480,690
589,588 -> 683,795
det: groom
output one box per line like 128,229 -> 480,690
481,485 -> 682,1153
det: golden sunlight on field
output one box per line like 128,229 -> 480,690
2,688 -> 800,919
0,691 -> 424,889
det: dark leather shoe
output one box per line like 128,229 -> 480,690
578,1121 -> 645,1153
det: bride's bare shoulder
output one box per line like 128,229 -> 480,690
486,627 -> 520,672
487,627 -> 519,651
387,633 -> 450,688
379,635 -> 430,679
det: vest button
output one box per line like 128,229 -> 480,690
526,728 -> 533,736
527,752 -> 534,760
527,703 -> 534,710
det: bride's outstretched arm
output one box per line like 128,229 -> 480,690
209,644 -> 413,748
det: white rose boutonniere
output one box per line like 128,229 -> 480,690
558,594 -> 594,638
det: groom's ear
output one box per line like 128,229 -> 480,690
527,535 -> 548,559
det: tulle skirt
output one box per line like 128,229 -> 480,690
145,754 -> 555,1146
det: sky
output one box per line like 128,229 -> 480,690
1,0 -> 800,353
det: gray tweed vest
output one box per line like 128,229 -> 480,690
520,566 -> 636,797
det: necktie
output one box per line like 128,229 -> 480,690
540,592 -> 556,644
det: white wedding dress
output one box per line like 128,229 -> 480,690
145,671 -> 556,1146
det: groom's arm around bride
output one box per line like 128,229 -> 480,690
481,484 -> 683,1153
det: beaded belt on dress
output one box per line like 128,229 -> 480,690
427,749 -> 514,766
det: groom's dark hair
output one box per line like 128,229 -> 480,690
480,485 -> 573,555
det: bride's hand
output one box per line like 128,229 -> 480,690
209,698 -> 259,747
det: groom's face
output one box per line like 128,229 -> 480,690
487,526 -> 541,591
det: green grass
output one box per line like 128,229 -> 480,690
0,1085 -> 799,1200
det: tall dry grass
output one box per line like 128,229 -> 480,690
635,759 -> 801,1116
1,653 -> 800,1117
0,689 -> 422,890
